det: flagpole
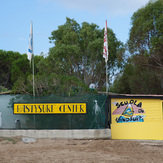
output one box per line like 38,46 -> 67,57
33,53 -> 35,97
31,22 -> 35,129
31,21 -> 35,97
27,21 -> 35,127
32,52 -> 35,128
106,61 -> 108,94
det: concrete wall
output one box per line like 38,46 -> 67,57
0,129 -> 111,139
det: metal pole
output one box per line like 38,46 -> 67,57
33,54 -> 35,97
32,54 -> 36,128
106,61 -> 108,94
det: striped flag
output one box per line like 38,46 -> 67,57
27,21 -> 33,64
103,20 -> 108,63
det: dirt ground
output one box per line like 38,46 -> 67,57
1,137 -> 163,163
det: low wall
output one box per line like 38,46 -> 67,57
0,129 -> 111,139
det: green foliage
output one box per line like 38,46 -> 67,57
1,18 -> 124,96
128,0 -> 163,57
111,0 -> 163,95
111,60 -> 161,94
0,86 -> 8,92
0,50 -> 21,89
11,54 -> 30,83
110,63 -> 133,94
49,17 -> 125,91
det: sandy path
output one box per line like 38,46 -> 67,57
0,137 -> 163,163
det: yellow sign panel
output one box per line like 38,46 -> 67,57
14,103 -> 87,114
111,98 -> 145,124
111,98 -> 163,140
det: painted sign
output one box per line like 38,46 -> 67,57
14,103 -> 87,114
112,99 -> 145,123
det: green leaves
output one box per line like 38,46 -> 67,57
129,0 -> 163,55
49,18 -> 124,90
0,50 -> 23,89
1,18 -> 124,96
111,0 -> 163,95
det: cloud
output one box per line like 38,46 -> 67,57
40,0 -> 150,16
0,33 -> 13,37
18,37 -> 26,41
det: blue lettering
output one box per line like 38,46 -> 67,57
116,115 -> 145,123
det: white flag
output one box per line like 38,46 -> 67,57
27,21 -> 33,63
103,20 -> 108,63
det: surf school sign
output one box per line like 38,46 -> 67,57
112,100 -> 145,123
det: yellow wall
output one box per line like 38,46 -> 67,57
111,98 -> 163,140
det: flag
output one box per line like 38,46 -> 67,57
27,21 -> 33,64
103,20 -> 108,63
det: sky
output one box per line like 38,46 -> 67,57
0,0 -> 150,56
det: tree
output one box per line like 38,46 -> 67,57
128,0 -> 163,70
128,0 -> 163,94
111,0 -> 163,94
11,54 -> 31,84
0,50 -> 21,90
12,54 -> 52,96
49,18 -> 81,76
48,17 -> 124,91
1,17 -> 125,96
110,59 -> 161,94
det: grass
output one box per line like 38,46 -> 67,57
0,137 -> 18,144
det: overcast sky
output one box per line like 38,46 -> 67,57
0,0 -> 149,55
